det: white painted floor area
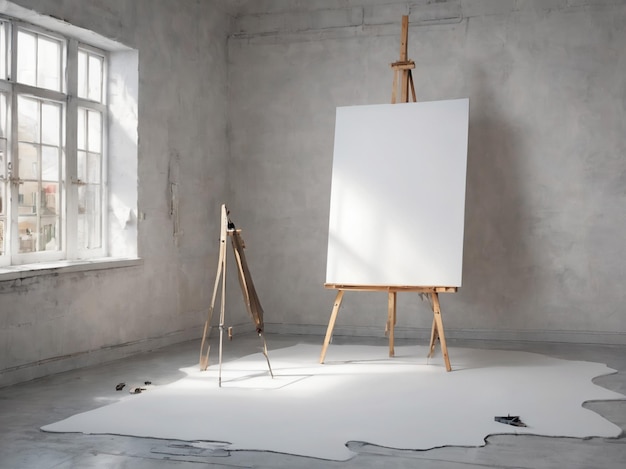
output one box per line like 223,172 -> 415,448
1,333 -> 625,468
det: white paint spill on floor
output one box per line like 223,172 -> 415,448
41,344 -> 625,461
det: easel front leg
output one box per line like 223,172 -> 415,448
387,291 -> 397,357
199,243 -> 226,371
259,332 -> 274,378
428,314 -> 438,358
218,237 -> 227,387
320,290 -> 345,363
429,292 -> 451,371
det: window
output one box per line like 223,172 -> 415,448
0,18 -> 110,267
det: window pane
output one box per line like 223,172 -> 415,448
87,152 -> 100,183
17,181 -> 60,253
37,35 -> 62,91
78,50 -> 88,98
0,95 -> 5,183
0,220 -> 4,255
40,216 -> 59,251
89,185 -> 102,248
77,184 -> 101,249
17,30 -> 36,86
19,180 -> 38,214
41,102 -> 61,146
88,54 -> 103,102
87,110 -> 101,152
77,184 -> 86,214
18,215 -> 36,253
77,213 -> 85,247
18,143 -> 38,179
42,146 -> 59,181
0,22 -> 6,80
77,150 -> 87,181
0,93 -> 7,139
41,182 -> 59,215
18,96 -> 40,143
77,107 -> 86,150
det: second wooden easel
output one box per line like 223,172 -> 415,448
199,204 -> 273,386
319,15 -> 457,371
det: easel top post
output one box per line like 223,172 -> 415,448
399,15 -> 409,62
391,15 -> 416,104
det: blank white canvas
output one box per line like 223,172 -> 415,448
326,98 -> 469,286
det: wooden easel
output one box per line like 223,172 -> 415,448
319,15 -> 457,371
199,204 -> 273,386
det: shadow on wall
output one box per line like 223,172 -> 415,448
458,66 -> 541,328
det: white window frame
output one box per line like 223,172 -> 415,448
0,2 -> 139,279
0,17 -> 109,267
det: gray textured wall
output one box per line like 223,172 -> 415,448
226,0 -> 626,343
2,0 -> 625,388
0,0 -> 231,385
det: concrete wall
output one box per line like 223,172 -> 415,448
227,0 -> 626,344
2,0 -> 625,388
0,0 -> 231,386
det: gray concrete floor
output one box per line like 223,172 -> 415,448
0,333 -> 625,468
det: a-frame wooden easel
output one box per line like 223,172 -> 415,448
199,204 -> 273,386
319,15 -> 457,371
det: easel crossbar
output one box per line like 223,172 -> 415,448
324,284 -> 457,293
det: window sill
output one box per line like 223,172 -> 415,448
0,257 -> 143,282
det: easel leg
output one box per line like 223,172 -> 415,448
408,70 -> 417,102
428,314 -> 438,358
429,292 -> 451,371
320,290 -> 345,363
387,292 -> 397,357
391,70 -> 399,104
218,243 -> 227,387
199,243 -> 226,371
259,332 -> 274,378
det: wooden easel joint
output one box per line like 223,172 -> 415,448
391,60 -> 415,70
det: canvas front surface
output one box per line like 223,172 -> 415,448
326,99 -> 469,287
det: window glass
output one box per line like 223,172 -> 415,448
0,22 -> 7,80
17,30 -> 36,86
88,54 -> 103,102
17,29 -> 63,92
17,142 -> 38,179
87,110 -> 101,152
41,102 -> 61,146
17,96 -> 40,143
0,92 -> 7,257
41,146 -> 59,181
78,49 -> 104,103
37,35 -> 61,91
78,184 -> 101,249
77,107 -> 86,150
